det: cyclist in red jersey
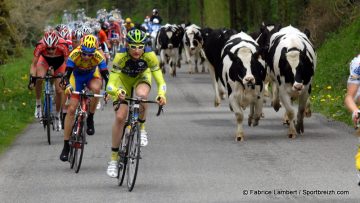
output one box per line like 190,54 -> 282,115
58,27 -> 73,51
28,30 -> 70,131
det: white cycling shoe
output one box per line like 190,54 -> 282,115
96,101 -> 101,110
55,116 -> 61,131
140,130 -> 148,147
107,160 -> 118,178
34,105 -> 42,119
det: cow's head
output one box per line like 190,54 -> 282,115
255,23 -> 282,59
158,25 -> 184,49
185,25 -> 203,50
279,46 -> 314,92
226,46 -> 266,89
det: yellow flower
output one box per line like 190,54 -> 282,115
327,94 -> 331,98
331,98 -> 335,101
21,74 -> 28,81
320,99 -> 326,102
326,86 -> 332,90
22,102 -> 26,106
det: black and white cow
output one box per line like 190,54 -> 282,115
221,32 -> 266,141
267,25 -> 316,138
250,23 -> 282,98
202,28 -> 237,106
156,24 -> 184,77
183,24 -> 206,73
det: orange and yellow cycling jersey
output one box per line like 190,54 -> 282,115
66,46 -> 107,73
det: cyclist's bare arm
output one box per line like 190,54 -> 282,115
30,56 -> 40,76
345,83 -> 360,113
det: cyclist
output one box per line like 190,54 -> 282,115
58,27 -> 73,51
72,29 -> 84,49
345,54 -> 360,170
59,34 -> 109,162
28,30 -> 69,131
106,29 -> 166,177
150,8 -> 162,24
124,17 -> 135,32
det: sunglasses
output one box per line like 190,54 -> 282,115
81,52 -> 94,57
129,44 -> 145,50
46,47 -> 56,51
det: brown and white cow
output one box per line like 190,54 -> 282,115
221,32 -> 266,141
267,25 -> 316,138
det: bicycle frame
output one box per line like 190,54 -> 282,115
35,67 -> 62,145
116,96 -> 163,191
68,88 -> 104,173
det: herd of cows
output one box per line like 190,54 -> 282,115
153,23 -> 316,141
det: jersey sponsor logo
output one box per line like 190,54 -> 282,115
353,66 -> 360,76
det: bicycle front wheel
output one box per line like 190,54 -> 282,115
127,123 -> 141,191
74,118 -> 85,173
45,94 -> 51,145
117,125 -> 129,186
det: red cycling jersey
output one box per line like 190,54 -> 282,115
33,38 -> 69,74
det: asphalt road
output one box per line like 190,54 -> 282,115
0,63 -> 360,202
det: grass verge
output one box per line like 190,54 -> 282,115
311,17 -> 360,126
0,48 -> 35,155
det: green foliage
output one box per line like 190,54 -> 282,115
0,48 -> 34,154
204,0 -> 230,28
312,17 -> 360,126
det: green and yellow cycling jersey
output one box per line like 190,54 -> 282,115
107,47 -> 166,100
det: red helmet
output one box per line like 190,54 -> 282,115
43,31 -> 59,48
58,28 -> 70,40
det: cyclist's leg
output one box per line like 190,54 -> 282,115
86,69 -> 103,135
60,73 -> 80,161
34,56 -> 48,118
135,69 -> 151,130
106,71 -> 133,177
134,70 -> 152,146
54,63 -> 66,130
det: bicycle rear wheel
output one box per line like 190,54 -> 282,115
45,94 -> 51,145
127,124 -> 141,191
117,125 -> 129,186
74,118 -> 85,173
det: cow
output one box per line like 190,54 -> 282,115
266,25 -> 316,138
156,24 -> 184,77
221,32 -> 266,141
250,23 -> 282,98
183,24 -> 206,73
201,28 -> 237,107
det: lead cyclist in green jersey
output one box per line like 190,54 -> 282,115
106,29 -> 166,178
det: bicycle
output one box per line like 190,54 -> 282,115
115,96 -> 163,191
33,67 -> 63,145
67,88 -> 105,173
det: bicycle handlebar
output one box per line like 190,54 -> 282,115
71,91 -> 105,98
114,97 -> 164,116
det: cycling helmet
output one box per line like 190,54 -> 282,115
72,29 -> 84,41
43,31 -> 59,48
125,18 -> 132,23
82,26 -> 93,35
58,28 -> 70,40
55,24 -> 67,32
126,29 -> 147,44
109,16 -> 115,22
81,34 -> 97,53
153,9 -> 158,15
